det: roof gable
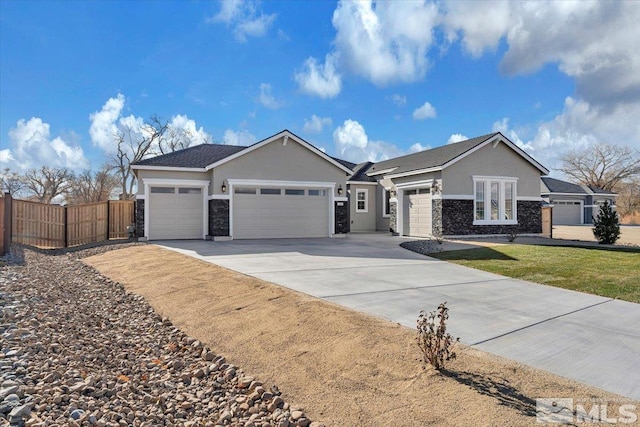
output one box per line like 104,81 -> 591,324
205,129 -> 353,174
366,132 -> 548,178
132,129 -> 354,174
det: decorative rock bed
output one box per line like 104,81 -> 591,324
0,244 -> 320,427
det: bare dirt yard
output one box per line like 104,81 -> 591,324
553,225 -> 640,246
82,245 -> 639,426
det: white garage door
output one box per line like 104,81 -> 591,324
403,189 -> 432,237
233,187 -> 329,239
149,187 -> 203,240
553,201 -> 582,225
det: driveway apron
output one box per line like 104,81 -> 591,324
155,235 -> 640,400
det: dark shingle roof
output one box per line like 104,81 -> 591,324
541,177 -> 586,194
367,133 -> 499,176
541,177 -> 616,195
349,162 -> 377,182
133,144 -> 247,168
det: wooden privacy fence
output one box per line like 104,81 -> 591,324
10,199 -> 135,249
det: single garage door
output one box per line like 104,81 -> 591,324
553,201 -> 582,225
403,189 -> 432,237
149,186 -> 203,239
233,187 -> 329,239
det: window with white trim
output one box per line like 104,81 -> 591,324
356,188 -> 368,212
382,189 -> 391,217
473,177 -> 517,224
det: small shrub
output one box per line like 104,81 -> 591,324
593,201 -> 621,244
416,302 -> 459,370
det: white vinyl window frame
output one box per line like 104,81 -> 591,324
472,176 -> 518,225
355,188 -> 368,213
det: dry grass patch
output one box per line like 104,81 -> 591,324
84,245 -> 630,426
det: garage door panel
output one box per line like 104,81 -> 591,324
149,190 -> 203,240
233,188 -> 329,239
404,192 -> 432,238
553,202 -> 582,225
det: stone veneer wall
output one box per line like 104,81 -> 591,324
335,201 -> 350,234
389,201 -> 398,234
442,199 -> 542,235
209,199 -> 230,237
135,200 -> 145,238
431,198 -> 443,237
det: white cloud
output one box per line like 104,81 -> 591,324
303,115 -> 332,134
493,97 -> 640,172
444,1 -> 640,109
412,101 -> 437,120
168,114 -> 212,145
331,0 -> 439,86
3,117 -> 88,171
89,93 -> 125,152
222,129 -> 257,146
446,133 -> 468,144
294,54 -> 342,99
208,0 -> 276,42
390,94 -> 407,106
0,149 -> 14,163
409,142 -> 429,153
258,83 -> 285,109
332,119 -> 405,162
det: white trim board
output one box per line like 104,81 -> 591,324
347,181 -> 378,186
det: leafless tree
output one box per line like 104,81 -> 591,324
615,179 -> 640,217
22,167 -> 73,203
1,168 -> 26,196
559,143 -> 640,192
108,115 -> 208,199
109,117 -> 168,200
65,165 -> 120,205
158,117 -> 211,155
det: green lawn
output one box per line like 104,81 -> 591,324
429,244 -> 640,303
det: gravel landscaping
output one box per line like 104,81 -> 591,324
0,244 -> 317,427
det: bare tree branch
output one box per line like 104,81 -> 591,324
559,143 -> 640,192
0,168 -> 26,196
22,167 -> 73,203
66,165 -> 119,205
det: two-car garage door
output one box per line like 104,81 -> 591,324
233,186 -> 329,239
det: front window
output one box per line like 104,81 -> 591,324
475,182 -> 485,221
504,182 -> 514,220
473,177 -> 517,224
356,189 -> 368,212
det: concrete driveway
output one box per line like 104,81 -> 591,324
156,234 -> 640,400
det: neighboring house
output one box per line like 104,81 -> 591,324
131,130 -> 549,240
541,177 -> 617,225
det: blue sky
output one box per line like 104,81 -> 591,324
1,0 -> 638,176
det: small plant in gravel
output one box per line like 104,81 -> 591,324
416,302 -> 459,370
593,201 -> 621,244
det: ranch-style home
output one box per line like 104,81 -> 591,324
131,129 -> 549,241
541,176 -> 617,225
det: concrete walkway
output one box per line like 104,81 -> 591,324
156,234 -> 640,400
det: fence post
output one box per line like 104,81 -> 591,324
106,200 -> 111,241
64,205 -> 68,248
2,193 -> 12,255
